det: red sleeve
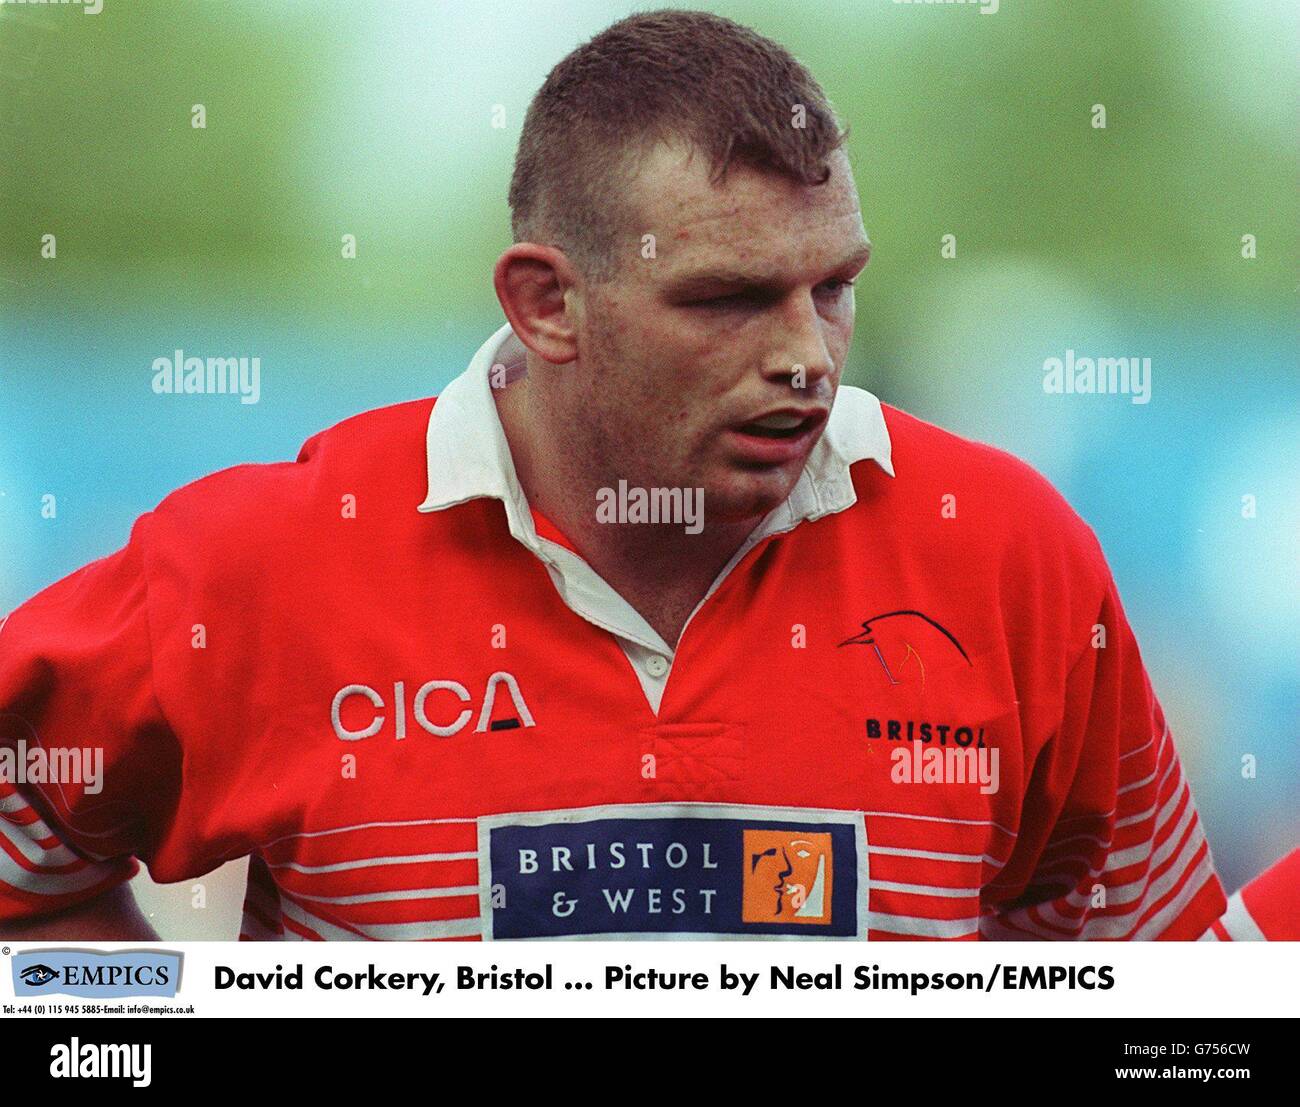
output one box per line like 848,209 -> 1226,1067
1199,848 -> 1300,941
0,515 -> 182,922
982,571 -> 1227,940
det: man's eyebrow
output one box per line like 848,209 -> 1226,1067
664,242 -> 872,295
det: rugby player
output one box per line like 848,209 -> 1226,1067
0,9 -> 1258,941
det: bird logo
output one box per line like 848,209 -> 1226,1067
838,610 -> 971,689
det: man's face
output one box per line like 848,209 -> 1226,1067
563,142 -> 871,527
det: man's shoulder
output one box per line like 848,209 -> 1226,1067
293,395 -> 439,467
144,395 -> 437,557
880,404 -> 1071,499
867,403 -> 1110,583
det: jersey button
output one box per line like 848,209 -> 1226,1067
645,653 -> 670,678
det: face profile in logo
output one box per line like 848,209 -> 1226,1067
741,830 -> 833,925
19,964 -> 57,986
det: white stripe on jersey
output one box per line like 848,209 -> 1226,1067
269,850 -> 476,874
279,894 -> 481,941
261,816 -> 476,848
0,848 -> 111,895
1214,890 -> 1267,941
291,886 -> 478,906
867,911 -> 980,939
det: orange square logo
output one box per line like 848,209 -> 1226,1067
741,830 -> 833,925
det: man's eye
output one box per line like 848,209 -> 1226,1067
817,278 -> 855,297
688,293 -> 755,309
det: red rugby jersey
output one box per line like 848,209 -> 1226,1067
0,324 -> 1228,941
1199,849 -> 1299,942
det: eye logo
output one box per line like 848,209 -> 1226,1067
838,609 -> 971,689
19,964 -> 57,986
741,830 -> 833,925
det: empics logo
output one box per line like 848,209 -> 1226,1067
742,830 -> 833,925
18,963 -> 57,986
12,949 -> 182,999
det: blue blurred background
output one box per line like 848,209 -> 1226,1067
1,0 -> 1296,935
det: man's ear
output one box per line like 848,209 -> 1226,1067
493,243 -> 581,365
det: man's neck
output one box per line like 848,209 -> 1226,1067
493,369 -> 761,648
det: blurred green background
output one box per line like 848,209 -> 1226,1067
1,0 -> 1296,937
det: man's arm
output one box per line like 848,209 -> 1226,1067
0,882 -> 158,941
981,568 -> 1226,939
1,515 -> 184,938
1198,848 -> 1300,941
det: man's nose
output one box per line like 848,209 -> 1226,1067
761,293 -> 834,391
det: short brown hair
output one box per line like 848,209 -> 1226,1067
508,8 -> 848,281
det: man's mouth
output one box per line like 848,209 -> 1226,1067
725,408 -> 828,465
734,409 -> 827,440
738,412 -> 813,438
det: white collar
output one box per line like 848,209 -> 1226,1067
418,322 -> 895,680
418,322 -> 894,539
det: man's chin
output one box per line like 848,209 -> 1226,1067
702,474 -> 800,528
